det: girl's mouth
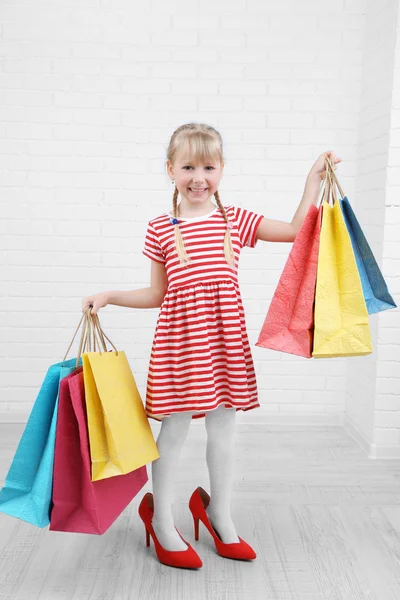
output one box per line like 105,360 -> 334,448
189,188 -> 208,195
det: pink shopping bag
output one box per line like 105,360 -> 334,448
256,202 -> 323,358
49,367 -> 148,534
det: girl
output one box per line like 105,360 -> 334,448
82,123 -> 341,570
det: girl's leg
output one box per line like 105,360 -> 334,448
205,404 -> 240,544
151,410 -> 193,551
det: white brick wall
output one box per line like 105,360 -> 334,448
374,1 -> 400,455
344,0 -> 400,457
0,0 -> 397,435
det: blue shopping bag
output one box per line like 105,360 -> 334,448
340,196 -> 397,314
0,357 -> 82,527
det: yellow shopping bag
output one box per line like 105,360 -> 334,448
312,168 -> 372,358
82,311 -> 160,481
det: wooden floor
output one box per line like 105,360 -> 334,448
1,422 -> 400,600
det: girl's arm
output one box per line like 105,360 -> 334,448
106,260 -> 168,309
255,150 -> 342,244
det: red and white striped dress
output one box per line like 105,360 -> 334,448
142,204 -> 264,422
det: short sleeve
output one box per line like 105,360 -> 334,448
142,222 -> 166,264
233,206 -> 264,248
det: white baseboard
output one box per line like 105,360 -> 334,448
0,409 -> 342,426
342,413 -> 400,459
240,412 -> 342,426
3,410 -> 399,459
146,411 -> 343,432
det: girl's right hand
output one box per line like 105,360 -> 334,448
82,292 -> 109,315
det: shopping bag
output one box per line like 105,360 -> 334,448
340,198 -> 396,314
50,367 -> 148,534
0,357 -> 81,527
255,201 -> 323,358
82,314 -> 160,482
312,170 -> 372,358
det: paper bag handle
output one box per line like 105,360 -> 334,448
62,307 -> 118,369
325,154 -> 345,200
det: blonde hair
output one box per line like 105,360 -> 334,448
166,123 -> 235,267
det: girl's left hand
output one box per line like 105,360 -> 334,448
308,150 -> 342,181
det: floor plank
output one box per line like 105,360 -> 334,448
1,423 -> 400,600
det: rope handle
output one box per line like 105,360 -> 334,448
325,154 -> 345,200
62,307 -> 119,369
316,164 -> 332,209
316,156 -> 342,209
326,162 -> 335,207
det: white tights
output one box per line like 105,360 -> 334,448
151,404 -> 239,551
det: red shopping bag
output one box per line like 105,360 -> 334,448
49,367 -> 148,534
255,202 -> 323,358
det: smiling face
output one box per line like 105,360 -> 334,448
167,150 -> 224,212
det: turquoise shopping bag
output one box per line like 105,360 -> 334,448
340,196 -> 396,314
0,357 -> 82,527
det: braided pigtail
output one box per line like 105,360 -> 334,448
172,185 -> 191,265
214,191 -> 235,267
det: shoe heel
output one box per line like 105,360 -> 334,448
139,493 -> 203,569
193,515 -> 200,541
189,487 -> 257,561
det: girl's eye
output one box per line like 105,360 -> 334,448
183,166 -> 214,170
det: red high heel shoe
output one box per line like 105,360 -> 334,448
138,492 -> 203,569
189,487 -> 257,561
